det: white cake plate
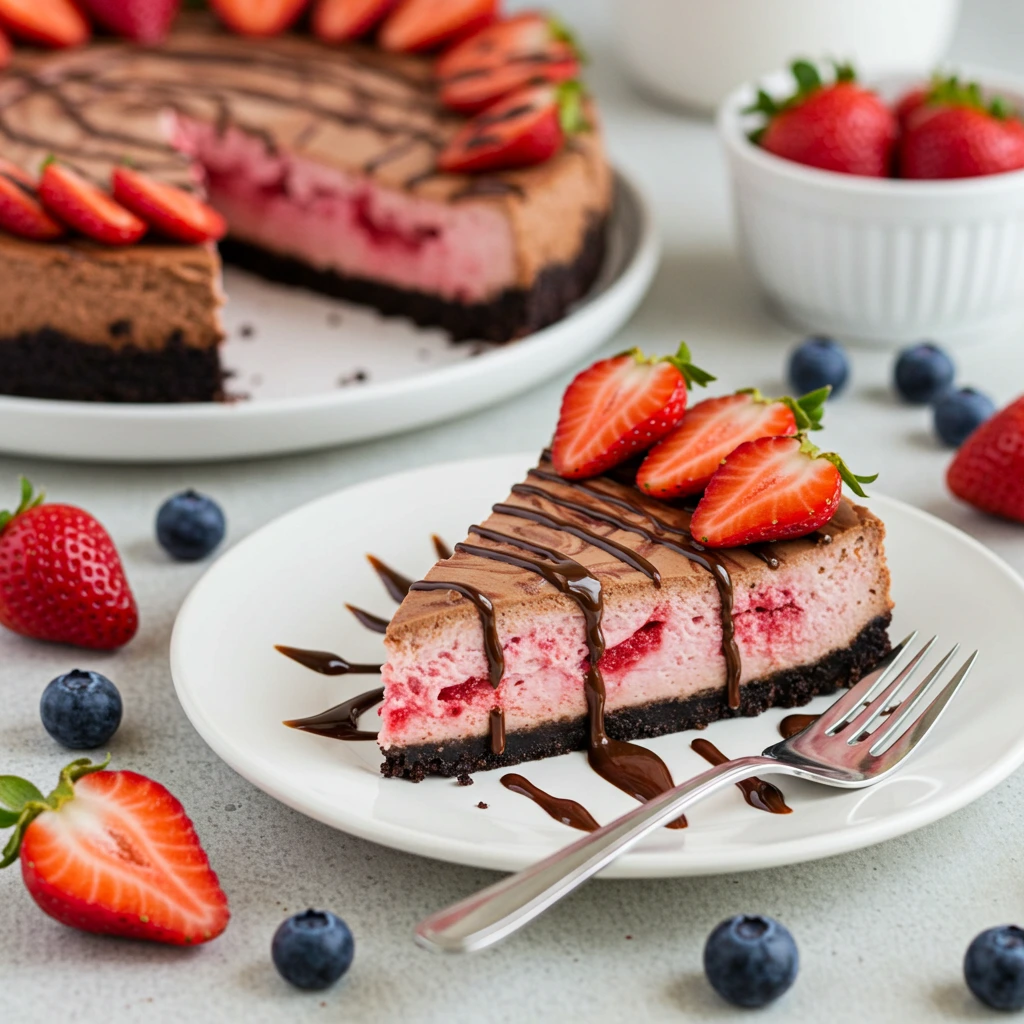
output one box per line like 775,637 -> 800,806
0,169 -> 658,464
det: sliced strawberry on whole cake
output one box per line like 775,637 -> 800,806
375,349 -> 892,781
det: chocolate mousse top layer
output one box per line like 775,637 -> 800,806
1,20 -> 611,286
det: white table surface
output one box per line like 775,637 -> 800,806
4,2 -> 1024,1021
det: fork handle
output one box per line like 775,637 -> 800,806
415,755 -> 778,954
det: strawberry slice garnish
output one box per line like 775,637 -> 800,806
111,167 -> 227,244
39,162 -> 147,246
637,387 -> 829,499
0,478 -> 138,649
0,161 -> 65,241
210,0 -> 308,36
0,757 -> 230,945
435,11 -> 582,79
379,0 -> 497,53
77,0 -> 181,44
439,44 -> 580,114
551,342 -> 715,480
0,25 -> 11,67
947,395 -> 1024,523
311,0 -> 396,42
438,81 -> 587,174
0,0 -> 90,47
689,435 -> 876,548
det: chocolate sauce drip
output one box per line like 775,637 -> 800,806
344,604 -> 390,635
778,713 -> 819,740
366,554 -> 414,603
501,774 -> 599,832
455,526 -> 685,827
690,739 -> 792,814
408,580 -> 505,686
747,544 -> 780,570
489,707 -> 506,756
450,178 -> 526,201
431,534 -> 452,560
284,687 -> 384,741
275,645 -> 381,675
512,474 -> 741,709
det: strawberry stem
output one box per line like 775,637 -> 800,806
548,15 -> 587,64
664,341 -> 715,390
798,436 -> 877,498
0,476 -> 44,533
556,80 -> 590,134
0,756 -> 110,868
925,74 -> 1018,120
738,386 -> 830,431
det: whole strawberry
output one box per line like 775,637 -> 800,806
747,60 -> 897,177
0,478 -> 138,649
947,395 -> 1024,523
900,78 -> 1024,179
78,0 -> 180,43
1,756 -> 230,944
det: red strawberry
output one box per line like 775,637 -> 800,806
636,387 -> 829,500
899,78 -> 1024,179
210,0 -> 308,36
0,163 -> 66,241
0,757 -> 230,945
947,395 -> 1024,523
77,0 -> 181,43
440,44 -> 579,114
894,84 -> 930,131
0,478 -> 138,650
0,25 -> 11,66
379,0 -> 497,53
551,342 -> 715,480
111,167 -> 226,244
748,60 -> 897,177
39,162 -> 147,246
435,11 -> 581,79
438,81 -> 586,174
311,0 -> 396,42
690,435 -> 875,548
0,0 -> 90,47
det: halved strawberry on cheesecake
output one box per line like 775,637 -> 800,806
372,346 -> 892,781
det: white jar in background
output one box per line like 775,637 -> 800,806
616,0 -> 961,114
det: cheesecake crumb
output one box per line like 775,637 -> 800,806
456,772 -> 473,787
476,801 -> 488,809
239,323 -> 255,339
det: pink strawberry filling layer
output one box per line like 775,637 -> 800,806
379,553 -> 885,750
170,119 -> 517,302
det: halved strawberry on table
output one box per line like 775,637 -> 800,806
379,0 -> 497,53
311,0 -> 396,43
0,160 -> 66,241
636,387 -> 829,499
439,81 -> 587,173
0,0 -> 90,48
39,161 -> 147,246
746,60 -> 897,177
0,757 -> 230,945
551,342 -> 715,480
112,167 -> 227,244
210,0 -> 308,36
690,435 -> 876,548
0,477 -> 138,650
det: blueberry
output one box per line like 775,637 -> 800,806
156,490 -> 226,561
788,337 -> 849,397
893,342 -> 955,404
933,387 -> 995,447
703,914 -> 798,1008
965,926 -> 1024,1011
40,669 -> 122,749
272,910 -> 354,991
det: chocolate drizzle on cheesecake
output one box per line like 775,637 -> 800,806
500,774 -> 599,832
690,739 -> 792,814
489,707 -> 506,756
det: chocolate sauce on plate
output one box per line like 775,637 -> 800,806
344,604 -> 390,634
500,774 -> 600,832
285,687 -> 384,741
275,645 -> 380,675
778,713 -> 819,740
366,554 -> 414,603
431,534 -> 453,560
690,738 -> 791,814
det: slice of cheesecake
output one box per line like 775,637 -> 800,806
379,455 -> 893,780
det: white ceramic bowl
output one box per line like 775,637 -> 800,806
718,69 -> 1024,348
616,0 -> 959,114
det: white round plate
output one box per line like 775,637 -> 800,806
0,171 -> 656,465
171,453 -> 1024,878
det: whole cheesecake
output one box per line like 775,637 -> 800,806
0,25 -> 612,402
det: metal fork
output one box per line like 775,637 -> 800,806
415,632 -> 977,954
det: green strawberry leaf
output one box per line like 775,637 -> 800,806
820,453 -> 877,498
788,386 -> 831,431
0,477 -> 45,533
548,15 -> 587,64
0,775 -> 44,812
664,341 -> 715,390
0,808 -> 21,829
791,59 -> 822,95
556,81 -> 590,134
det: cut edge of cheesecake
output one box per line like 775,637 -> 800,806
379,457 -> 894,781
